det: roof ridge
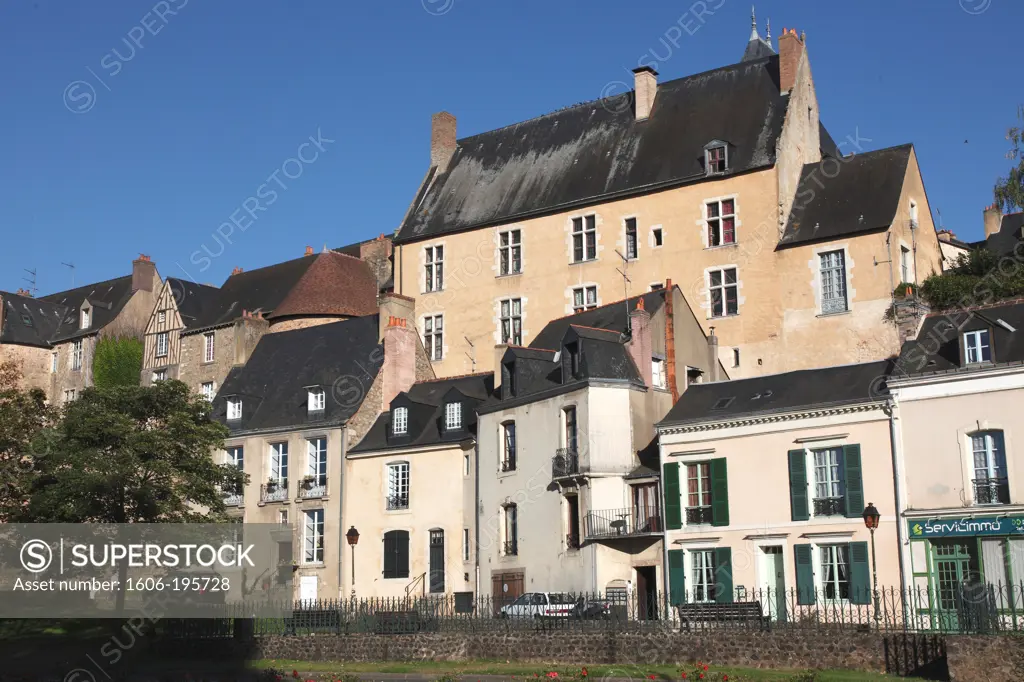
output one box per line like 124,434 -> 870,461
544,289 -> 666,324
39,274 -> 133,301
688,358 -> 893,387
413,371 -> 493,385
223,253 -> 317,282
569,323 -> 621,334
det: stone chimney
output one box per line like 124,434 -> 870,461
382,316 -> 416,407
936,230 -> 956,243
778,28 -> 805,94
664,279 -> 678,402
304,246 -> 314,256
626,297 -> 653,387
431,111 -> 457,171
234,309 -> 270,366
984,204 -> 1003,239
707,326 -> 720,383
132,254 -> 158,293
15,288 -> 33,297
377,292 -> 415,341
632,67 -> 658,121
360,234 -> 394,292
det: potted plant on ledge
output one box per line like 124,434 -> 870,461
301,475 -> 317,491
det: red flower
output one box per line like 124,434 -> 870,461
681,675 -> 687,680
723,677 -> 728,681
581,669 -> 588,678
648,676 -> 657,680
546,673 -> 559,678
292,672 -> 299,679
699,676 -> 704,681
702,666 -> 708,672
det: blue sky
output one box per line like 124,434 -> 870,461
1,1 -> 1020,294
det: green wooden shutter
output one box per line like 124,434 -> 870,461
794,544 -> 815,605
710,458 -> 730,527
668,549 -> 686,605
843,444 -> 865,518
714,547 -> 733,604
383,532 -> 396,578
848,541 -> 871,605
663,462 -> 682,530
788,449 -> 809,521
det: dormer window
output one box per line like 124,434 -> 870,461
226,397 -> 242,421
80,307 -> 91,329
308,388 -> 325,412
445,402 -> 462,430
565,341 -> 580,380
964,330 -> 991,365
393,407 -> 409,435
704,143 -> 728,174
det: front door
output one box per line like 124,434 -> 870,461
933,541 -> 974,631
635,566 -> 658,620
759,546 -> 787,622
492,571 -> 524,615
429,529 -> 445,593
299,575 -> 317,604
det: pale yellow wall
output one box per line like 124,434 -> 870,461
659,408 -> 901,595
343,444 -> 474,598
0,340 -> 52,399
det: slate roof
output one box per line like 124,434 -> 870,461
165,278 -> 222,331
893,301 -> 1024,377
658,360 -> 892,427
986,212 -> 1024,257
396,55 -> 789,244
779,144 -> 913,247
213,315 -> 383,433
349,373 -> 494,454
530,289 -> 667,350
0,290 -> 66,347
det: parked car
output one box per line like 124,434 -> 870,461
573,596 -> 612,619
499,592 -> 578,618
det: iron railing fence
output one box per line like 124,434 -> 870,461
552,449 -> 580,478
584,507 -> 663,539
973,477 -> 1010,504
155,582 -> 1024,638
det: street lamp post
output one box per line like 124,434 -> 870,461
862,502 -> 881,626
346,526 -> 360,597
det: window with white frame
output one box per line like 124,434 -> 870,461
685,463 -> 712,525
652,227 -> 663,247
625,218 -> 638,259
708,268 -> 738,317
387,461 -> 409,509
71,339 -> 83,371
425,245 -> 444,292
203,332 -> 215,363
51,352 -> 58,373
964,330 -> 992,364
503,503 -> 518,555
278,509 -> 288,525
80,308 -> 90,329
308,388 -> 325,412
269,442 -> 288,485
819,544 -> 850,600
572,286 -> 598,314
64,389 -> 76,402
499,229 -> 522,275
424,314 -> 443,361
819,250 -> 848,314
226,445 -> 244,470
392,407 -> 408,435
691,549 -> 716,602
971,430 -> 1009,505
306,437 -> 327,492
652,357 -> 666,389
812,447 -> 844,517
158,310 -> 167,324
900,246 -> 912,284
571,215 -> 597,263
445,401 -> 462,430
303,509 -> 324,564
501,421 -> 517,471
156,332 -> 168,358
226,397 -> 242,421
705,199 -> 736,246
499,298 -> 522,345
201,382 -> 216,401
705,145 -> 727,174
463,528 -> 470,561
152,369 -> 166,383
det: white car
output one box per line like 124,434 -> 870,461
499,592 -> 578,618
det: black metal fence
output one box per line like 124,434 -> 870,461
157,582 -> 1024,638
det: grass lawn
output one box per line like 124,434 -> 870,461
250,659 -> 927,681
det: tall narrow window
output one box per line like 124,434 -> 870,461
264,442 -> 288,502
652,227 -> 663,247
303,509 -> 324,564
503,504 -> 518,556
900,246 -> 911,284
392,407 -> 408,435
572,286 -> 598,313
156,332 -> 168,358
625,218 -> 638,259
445,402 -> 462,430
571,215 -> 597,262
708,268 -> 738,317
685,462 -> 712,525
80,308 -> 90,329
425,245 -> 444,292
964,330 -> 992,364
71,339 -> 83,371
691,550 -> 716,602
201,382 -> 216,401
972,431 -> 1009,504
819,250 -> 848,314
305,437 -> 327,497
652,357 -> 666,389
51,352 -> 58,373
499,298 -> 522,345
820,545 -> 850,600
203,332 -> 215,363
706,199 -> 736,246
501,422 -> 517,471
566,494 -> 581,549
499,229 -> 522,275
424,314 -> 443,361
224,445 -> 243,505
387,461 -> 410,509
812,447 -> 844,517
563,407 -> 578,453
705,145 -> 727,174
463,528 -> 471,561
383,530 -> 410,578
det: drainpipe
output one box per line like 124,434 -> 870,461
474,438 -> 481,600
885,396 -> 908,594
658,431 -> 671,615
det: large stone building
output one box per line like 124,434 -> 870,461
390,22 -> 942,380
0,255 -> 161,403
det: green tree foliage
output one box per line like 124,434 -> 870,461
92,335 -> 143,388
995,105 -> 1024,213
920,248 -> 1024,310
0,362 -> 55,521
28,379 -> 243,524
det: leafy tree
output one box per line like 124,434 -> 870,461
92,335 -> 143,388
995,105 -> 1024,213
920,248 -> 1024,310
0,362 -> 55,521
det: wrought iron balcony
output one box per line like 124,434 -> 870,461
974,477 -> 1010,505
386,494 -> 409,510
299,475 -> 327,499
584,507 -> 663,539
503,540 -> 518,556
261,479 -> 288,503
223,491 -> 244,507
813,496 -> 846,517
552,448 -> 580,478
685,506 -> 713,525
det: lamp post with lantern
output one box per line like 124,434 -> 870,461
862,502 -> 881,626
346,526 -> 360,597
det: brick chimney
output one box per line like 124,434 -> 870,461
233,310 -> 270,366
231,266 -> 244,276
664,280 -> 678,402
15,288 -> 33,297
382,315 -> 416,406
304,246 -> 314,256
984,204 -> 1003,239
626,297 -> 653,386
632,66 -> 658,121
431,111 -> 457,171
778,28 -> 805,94
132,254 -> 158,293
707,326 -> 720,383
360,234 -> 394,292
936,230 -> 956,243
377,292 -> 415,341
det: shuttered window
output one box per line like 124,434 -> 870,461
794,544 -> 815,605
714,547 -> 733,604
383,530 -> 410,579
663,462 -> 682,530
668,549 -> 686,605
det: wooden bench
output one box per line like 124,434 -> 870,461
676,601 -> 768,630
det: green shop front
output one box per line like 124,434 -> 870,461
907,514 -> 1024,631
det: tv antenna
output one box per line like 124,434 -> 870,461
22,268 -> 38,296
62,262 -> 76,287
614,249 -> 633,336
464,336 -> 476,373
